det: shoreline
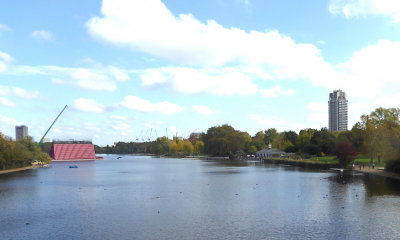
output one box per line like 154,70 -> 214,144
260,157 -> 400,181
0,165 -> 39,175
354,167 -> 400,181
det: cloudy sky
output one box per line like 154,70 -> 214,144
1,0 -> 400,145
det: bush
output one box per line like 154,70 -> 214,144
385,160 -> 400,173
334,142 -> 357,168
284,145 -> 298,153
302,144 -> 320,156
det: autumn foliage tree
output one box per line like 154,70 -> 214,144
334,142 -> 357,168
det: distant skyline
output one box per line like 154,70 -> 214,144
1,0 -> 400,145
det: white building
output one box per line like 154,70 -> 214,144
329,90 -> 348,131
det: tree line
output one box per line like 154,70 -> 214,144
97,107 -> 400,172
0,134 -> 52,170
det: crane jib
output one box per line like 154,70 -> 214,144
38,105 -> 68,146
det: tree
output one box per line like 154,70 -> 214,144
283,131 -> 298,146
203,125 -> 251,156
334,142 -> 357,168
168,141 -> 178,154
182,140 -> 194,155
297,128 -> 316,148
301,144 -> 321,156
193,141 -> 204,155
311,128 -> 336,155
369,107 -> 400,126
272,132 -> 293,150
264,128 -> 278,145
176,140 -> 185,153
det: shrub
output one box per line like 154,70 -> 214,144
334,142 -> 357,168
385,160 -> 400,173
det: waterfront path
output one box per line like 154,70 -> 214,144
354,167 -> 400,180
0,166 -> 38,175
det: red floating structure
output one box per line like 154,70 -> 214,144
50,141 -> 103,161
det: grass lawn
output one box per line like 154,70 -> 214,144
309,155 -> 386,167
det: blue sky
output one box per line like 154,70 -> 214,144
1,0 -> 400,145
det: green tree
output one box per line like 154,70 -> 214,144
182,140 -> 194,155
203,125 -> 251,156
272,132 -> 293,150
264,128 -> 278,145
311,128 -> 336,155
193,141 -> 204,155
283,131 -> 298,146
297,128 -> 316,148
168,141 -> 178,154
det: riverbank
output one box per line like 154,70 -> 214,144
263,158 -> 400,180
0,166 -> 39,175
263,158 -> 340,170
354,167 -> 400,181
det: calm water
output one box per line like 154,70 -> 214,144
1,155 -> 400,240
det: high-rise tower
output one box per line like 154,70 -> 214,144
15,125 -> 29,140
328,90 -> 348,131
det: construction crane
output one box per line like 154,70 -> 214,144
38,105 -> 68,146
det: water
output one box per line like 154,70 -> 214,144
1,155 -> 400,240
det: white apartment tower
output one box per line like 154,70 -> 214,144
328,90 -> 348,131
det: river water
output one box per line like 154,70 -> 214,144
1,155 -> 400,240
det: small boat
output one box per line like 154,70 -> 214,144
69,165 -> 78,168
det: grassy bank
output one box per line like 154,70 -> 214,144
307,155 -> 386,167
0,165 -> 39,175
264,158 -> 339,169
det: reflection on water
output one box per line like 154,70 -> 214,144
1,155 -> 400,240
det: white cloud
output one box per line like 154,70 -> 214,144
86,0 -> 330,82
0,51 -> 13,73
248,114 -> 289,127
140,67 -> 258,96
84,0 -> 350,98
48,67 -> 118,91
84,122 -> 101,132
110,115 -> 129,121
192,105 -> 213,115
0,24 -> 12,32
30,30 -> 54,42
259,86 -> 295,98
307,102 -> 327,127
12,64 -> 127,92
120,95 -> 184,115
108,66 -> 130,81
248,114 -> 305,132
329,0 -> 400,22
335,39 -> 400,97
0,97 -> 15,107
0,85 -> 40,99
73,98 -> 107,113
0,114 -> 18,136
11,87 -> 40,99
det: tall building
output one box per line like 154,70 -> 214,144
328,90 -> 348,131
15,125 -> 29,140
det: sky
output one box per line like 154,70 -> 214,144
1,0 -> 400,146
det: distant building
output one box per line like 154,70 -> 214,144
42,138 -> 52,143
15,125 -> 28,140
190,132 -> 202,139
328,90 -> 348,131
255,147 -> 286,159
